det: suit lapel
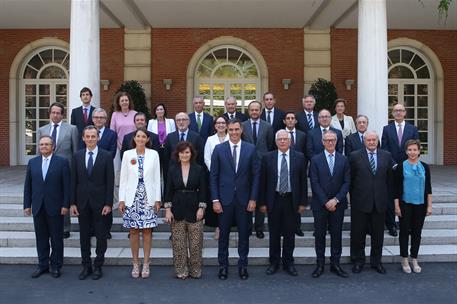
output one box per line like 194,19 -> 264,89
362,150 -> 372,174
390,123 -> 401,148
55,123 -> 66,151
224,143 -> 236,172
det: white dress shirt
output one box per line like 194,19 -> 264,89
85,146 -> 98,168
49,121 -> 63,144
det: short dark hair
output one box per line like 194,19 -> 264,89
213,115 -> 229,131
405,139 -> 421,152
130,128 -> 152,149
49,102 -> 65,115
227,118 -> 243,129
82,125 -> 98,137
284,111 -> 296,118
263,92 -> 274,100
173,141 -> 196,163
333,98 -> 347,111
80,87 -> 93,97
151,103 -> 168,119
134,112 -> 147,123
114,91 -> 133,112
248,100 -> 262,109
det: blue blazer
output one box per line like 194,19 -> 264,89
309,151 -> 350,211
259,150 -> 308,211
306,127 -> 343,158
23,154 -> 70,216
82,128 -> 117,159
210,141 -> 260,206
381,122 -> 419,163
260,108 -> 286,133
189,112 -> 214,144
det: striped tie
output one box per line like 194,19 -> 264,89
328,153 -> 334,176
369,152 -> 376,175
307,113 -> 313,129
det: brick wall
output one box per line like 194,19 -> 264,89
0,28 -> 123,165
331,28 -> 457,165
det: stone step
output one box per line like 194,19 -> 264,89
1,229 -> 456,248
0,214 -> 455,232
0,244 -> 455,265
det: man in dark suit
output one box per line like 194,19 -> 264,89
259,130 -> 307,276
306,109 -> 344,158
260,92 -> 285,133
121,112 -> 160,160
345,115 -> 369,157
283,111 -> 308,237
210,119 -> 260,280
349,131 -> 393,275
37,102 -> 78,239
296,95 -> 319,133
188,96 -> 214,144
24,135 -> 70,278
381,103 -> 419,237
71,126 -> 114,280
223,96 -> 248,121
82,108 -> 117,159
309,130 -> 350,278
70,87 -> 95,148
242,100 -> 274,239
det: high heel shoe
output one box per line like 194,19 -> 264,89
411,259 -> 422,273
401,258 -> 411,274
142,262 -> 150,278
131,263 -> 140,278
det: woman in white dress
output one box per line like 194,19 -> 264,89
330,98 -> 356,141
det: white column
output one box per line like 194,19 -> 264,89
69,0 -> 100,113
357,0 -> 388,136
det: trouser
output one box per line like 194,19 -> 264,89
399,202 -> 426,258
33,205 -> 64,270
171,220 -> 203,277
254,206 -> 265,232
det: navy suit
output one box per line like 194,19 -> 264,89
23,154 -> 70,271
82,128 -> 117,159
189,112 -> 214,144
223,111 -> 248,122
210,141 -> 260,268
296,111 -> 319,133
306,127 -> 344,159
259,150 -> 307,267
309,151 -> 350,265
71,106 -> 95,148
345,132 -> 365,158
261,108 -> 286,133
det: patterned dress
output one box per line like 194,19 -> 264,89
123,155 -> 158,229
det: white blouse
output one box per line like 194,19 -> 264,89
204,133 -> 230,169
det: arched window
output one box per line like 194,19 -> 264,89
388,47 -> 433,161
21,47 -> 69,158
195,46 -> 260,116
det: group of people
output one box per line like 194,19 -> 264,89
24,88 -> 432,281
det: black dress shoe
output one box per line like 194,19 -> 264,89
218,268 -> 228,280
312,265 -> 324,278
352,263 -> 364,273
283,265 -> 298,276
256,231 -> 265,239
31,267 -> 49,278
79,265 -> 93,280
330,264 -> 349,278
92,267 -> 103,280
371,264 -> 387,274
388,227 -> 398,237
50,268 -> 61,278
239,267 -> 249,280
295,229 -> 304,237
63,232 -> 70,239
266,264 -> 279,275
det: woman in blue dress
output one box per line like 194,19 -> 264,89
119,128 -> 161,278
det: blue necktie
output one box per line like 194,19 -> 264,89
51,124 -> 58,149
87,151 -> 94,176
369,152 -> 376,175
307,113 -> 313,129
42,158 -> 49,180
180,132 -> 185,141
252,122 -> 257,144
328,153 -> 334,176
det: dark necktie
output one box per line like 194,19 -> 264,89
230,114 -> 234,120
83,108 -> 88,123
51,124 -> 58,149
290,131 -> 295,147
267,110 -> 272,124
360,134 -> 364,143
369,152 -> 376,175
180,132 -> 185,141
279,153 -> 289,193
328,153 -> 334,176
87,151 -> 94,176
232,144 -> 238,172
252,121 -> 257,145
307,113 -> 313,129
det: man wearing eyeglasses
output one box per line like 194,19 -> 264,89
82,108 -> 117,159
306,109 -> 343,159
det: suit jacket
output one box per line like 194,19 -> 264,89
330,114 -> 356,139
289,129 -> 308,161
119,149 -> 161,207
121,130 -> 160,160
242,119 -> 274,159
37,122 -> 78,166
71,148 -> 114,211
296,111 -> 319,133
309,151 -> 350,210
381,122 -> 419,164
260,108 -> 286,133
306,127 -> 344,158
189,112 -> 214,144
345,132 -> 365,157
259,150 -> 308,211
23,154 -> 70,216
164,162 -> 207,222
164,130 -> 204,167
81,128 -> 117,159
71,105 -> 95,137
147,118 -> 176,135
223,111 -> 248,122
349,149 -> 393,213
210,141 -> 260,206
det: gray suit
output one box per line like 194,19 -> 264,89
37,121 -> 78,233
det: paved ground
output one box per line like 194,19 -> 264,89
1,263 -> 456,304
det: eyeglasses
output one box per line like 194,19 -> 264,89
176,118 -> 189,122
319,116 -> 331,119
92,116 -> 106,119
323,139 -> 336,143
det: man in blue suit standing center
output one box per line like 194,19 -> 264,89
210,119 -> 260,280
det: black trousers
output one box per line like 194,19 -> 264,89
78,204 -> 110,267
313,204 -> 345,266
399,203 -> 426,258
351,208 -> 385,266
218,200 -> 251,268
254,206 -> 265,232
268,193 -> 296,267
33,205 -> 64,270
